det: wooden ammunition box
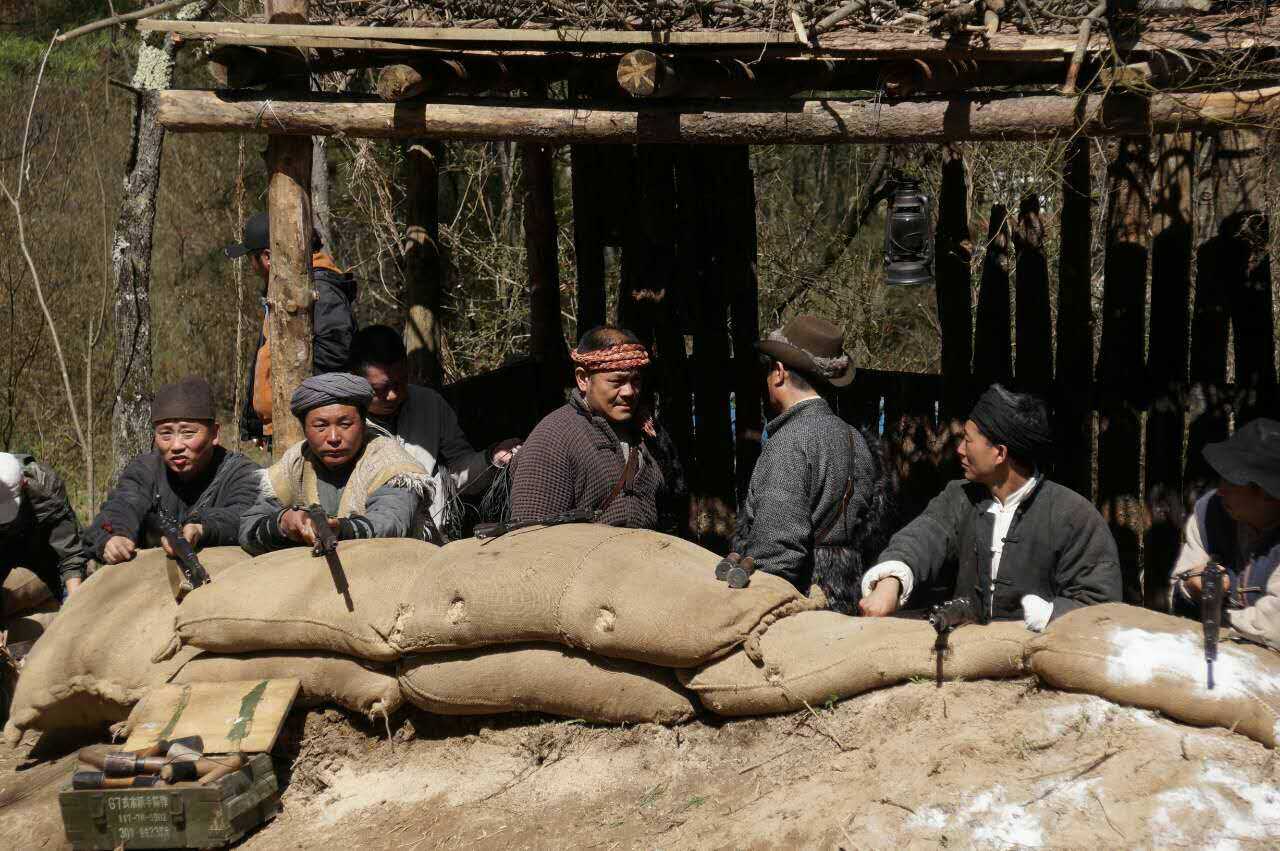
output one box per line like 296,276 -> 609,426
58,753 -> 278,849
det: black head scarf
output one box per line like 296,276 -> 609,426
968,384 -> 1053,465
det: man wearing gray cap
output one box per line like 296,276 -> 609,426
1172,418 -> 1280,649
85,377 -> 264,565
239,373 -> 432,554
0,451 -> 90,598
225,212 -> 358,447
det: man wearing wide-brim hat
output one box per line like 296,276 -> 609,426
1172,418 -> 1280,650
731,315 -> 894,614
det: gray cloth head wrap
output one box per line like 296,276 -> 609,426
289,373 -> 374,419
968,384 -> 1053,465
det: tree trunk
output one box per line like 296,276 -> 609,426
111,1 -> 215,480
1054,135 -> 1094,499
156,86 -> 1280,144
265,0 -> 313,459
1097,137 -> 1152,606
973,204 -> 1012,387
311,135 -> 333,252
521,142 -> 569,406
403,140 -> 444,386
933,143 -> 973,419
1144,132 -> 1194,612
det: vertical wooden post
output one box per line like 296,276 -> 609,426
972,204 -> 1012,387
678,147 -> 734,552
724,146 -> 763,504
403,140 -> 444,387
1013,194 -> 1052,396
520,142 -> 570,408
934,143 -> 973,419
1055,135 -> 1094,499
265,0 -> 313,459
1144,132 -> 1194,611
570,145 -> 607,333
1186,132 -> 1231,492
1097,137 -> 1152,606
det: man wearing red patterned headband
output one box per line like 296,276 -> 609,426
510,326 -> 685,532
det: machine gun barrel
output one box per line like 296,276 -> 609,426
927,598 -> 979,688
155,506 -> 210,599
1201,560 -> 1226,690
301,504 -> 351,607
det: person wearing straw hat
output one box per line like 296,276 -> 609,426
1172,418 -> 1280,650
732,315 -> 893,614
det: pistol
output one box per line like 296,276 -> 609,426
155,506 -> 210,600
301,504 -> 351,607
1201,560 -> 1227,690
927,598 -> 980,688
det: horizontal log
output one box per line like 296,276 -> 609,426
156,87 -> 1280,143
142,17 -> 1280,60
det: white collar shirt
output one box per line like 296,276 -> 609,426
986,473 -> 1040,582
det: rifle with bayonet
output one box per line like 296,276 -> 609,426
155,506 -> 210,601
300,504 -> 352,610
1200,558 -> 1227,690
927,598 -> 980,688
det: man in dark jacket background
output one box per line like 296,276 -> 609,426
85,377 -> 263,565
225,212 -> 358,447
0,451 -> 90,598
859,384 -> 1121,630
732,315 -> 890,614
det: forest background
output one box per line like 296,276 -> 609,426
2,0 -> 1277,521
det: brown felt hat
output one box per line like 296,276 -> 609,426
152,376 -> 216,423
756,315 -> 856,388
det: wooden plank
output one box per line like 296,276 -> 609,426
521,142 -> 570,408
154,87 -> 1280,144
723,146 -> 763,504
1013,193 -> 1052,396
124,679 -> 300,754
973,203 -> 1012,387
934,143 -> 974,421
1054,134 -> 1094,499
403,140 -> 445,386
570,144 -> 608,332
141,18 -> 1280,57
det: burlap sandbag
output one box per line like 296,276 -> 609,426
3,547 -> 252,744
681,611 -> 1032,716
174,539 -> 436,662
171,650 -> 402,720
175,526 -> 802,668
398,644 -> 697,724
1027,603 -> 1280,748
2,603 -> 59,646
2,568 -> 54,618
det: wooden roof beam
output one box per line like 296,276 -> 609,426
156,86 -> 1280,144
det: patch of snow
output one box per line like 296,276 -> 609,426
1104,628 -> 1280,702
906,787 -> 1044,848
1149,761 -> 1280,849
907,806 -> 947,830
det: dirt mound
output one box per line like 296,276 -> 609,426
2,679 -> 1278,849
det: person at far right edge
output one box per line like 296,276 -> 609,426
859,384 -> 1122,631
1171,418 -> 1280,650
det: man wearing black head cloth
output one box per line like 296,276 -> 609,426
859,384 -> 1121,630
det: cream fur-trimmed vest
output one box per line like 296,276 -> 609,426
264,435 -> 433,519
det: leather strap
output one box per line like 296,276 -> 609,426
597,445 -> 639,516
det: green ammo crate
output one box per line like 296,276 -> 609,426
58,753 -> 278,849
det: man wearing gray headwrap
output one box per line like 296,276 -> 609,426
859,384 -> 1121,631
239,373 -> 433,554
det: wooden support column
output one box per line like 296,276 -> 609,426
1144,132 -> 1194,611
403,140 -> 444,386
1185,131 -> 1231,492
973,204 -> 1012,387
723,146 -> 763,504
520,142 -> 570,407
934,143 -> 973,420
678,147 -> 734,551
1013,194 -> 1052,395
1097,137 -> 1152,606
570,145 -> 607,333
265,0 -> 313,459
1055,135 -> 1094,499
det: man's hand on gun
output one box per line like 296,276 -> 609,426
1182,566 -> 1231,601
859,577 -> 902,617
280,508 -> 340,547
160,523 -> 203,558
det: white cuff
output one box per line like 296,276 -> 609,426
1021,594 -> 1053,632
862,561 -> 914,606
